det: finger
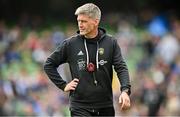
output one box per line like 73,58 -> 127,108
74,82 -> 78,85
122,100 -> 130,110
71,84 -> 78,88
73,78 -> 79,82
124,102 -> 129,109
126,98 -> 131,106
119,96 -> 122,104
124,98 -> 128,104
69,86 -> 76,91
70,82 -> 78,86
121,97 -> 126,110
127,103 -> 130,108
126,99 -> 130,106
122,104 -> 130,110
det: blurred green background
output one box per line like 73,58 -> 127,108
0,0 -> 180,116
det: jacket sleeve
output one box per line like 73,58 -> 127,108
112,39 -> 131,95
43,40 -> 68,91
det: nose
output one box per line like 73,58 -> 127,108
79,25 -> 83,29
79,23 -> 83,29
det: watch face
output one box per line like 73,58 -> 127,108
87,62 -> 95,72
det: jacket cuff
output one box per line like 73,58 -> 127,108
59,83 -> 67,91
121,86 -> 131,95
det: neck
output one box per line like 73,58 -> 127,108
85,28 -> 98,39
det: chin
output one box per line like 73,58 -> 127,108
80,32 -> 87,36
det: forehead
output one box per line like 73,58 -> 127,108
77,14 -> 91,20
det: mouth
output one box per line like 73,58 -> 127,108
80,30 -> 85,34
79,29 -> 84,31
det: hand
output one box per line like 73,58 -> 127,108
64,78 -> 79,92
119,91 -> 131,110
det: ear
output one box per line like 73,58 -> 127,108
94,19 -> 100,26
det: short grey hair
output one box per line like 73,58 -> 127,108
75,3 -> 101,20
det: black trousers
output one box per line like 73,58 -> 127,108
70,106 -> 115,116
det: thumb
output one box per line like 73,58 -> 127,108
119,95 -> 122,104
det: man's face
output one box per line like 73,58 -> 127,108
77,14 -> 98,37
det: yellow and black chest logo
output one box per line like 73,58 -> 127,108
98,48 -> 104,55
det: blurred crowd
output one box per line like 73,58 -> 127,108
0,10 -> 180,116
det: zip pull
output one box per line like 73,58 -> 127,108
94,80 -> 98,86
93,72 -> 98,86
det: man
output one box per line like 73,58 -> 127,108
44,3 -> 131,116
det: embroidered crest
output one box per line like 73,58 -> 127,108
98,48 -> 104,55
77,59 -> 86,70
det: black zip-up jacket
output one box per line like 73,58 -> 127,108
44,28 -> 131,108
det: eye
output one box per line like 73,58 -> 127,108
77,20 -> 87,23
83,20 -> 87,23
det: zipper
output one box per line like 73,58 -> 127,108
84,39 -> 99,86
